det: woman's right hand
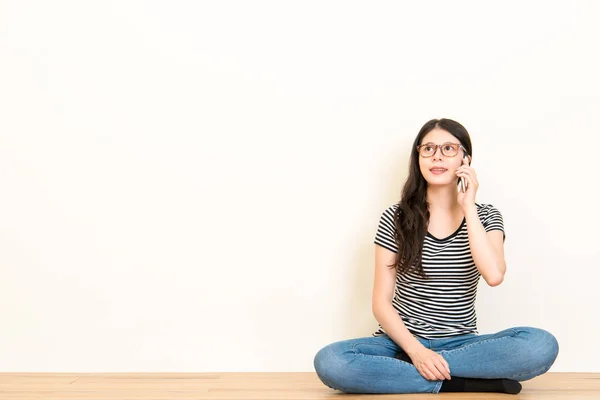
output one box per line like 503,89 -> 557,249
407,346 -> 452,381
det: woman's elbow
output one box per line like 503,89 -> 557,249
487,274 -> 504,287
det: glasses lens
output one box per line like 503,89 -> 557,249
442,144 -> 458,157
420,145 -> 434,157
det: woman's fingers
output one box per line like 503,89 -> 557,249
458,169 -> 478,185
443,359 -> 451,377
420,361 -> 451,381
426,363 -> 446,380
413,350 -> 451,381
417,364 -> 434,380
457,171 -> 478,188
435,363 -> 450,380
422,366 -> 439,381
436,359 -> 451,380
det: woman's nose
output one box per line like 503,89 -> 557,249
432,146 -> 444,159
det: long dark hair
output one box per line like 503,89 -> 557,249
389,118 -> 473,279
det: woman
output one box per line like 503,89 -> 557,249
313,118 -> 559,394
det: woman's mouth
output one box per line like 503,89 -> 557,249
430,168 -> 448,175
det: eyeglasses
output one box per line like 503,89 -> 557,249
416,142 -> 467,158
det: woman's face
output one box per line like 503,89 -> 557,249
418,128 -> 469,187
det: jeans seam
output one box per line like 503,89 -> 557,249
350,339 -> 386,353
355,350 -> 414,366
433,380 -> 443,393
437,329 -> 518,355
349,339 -> 402,360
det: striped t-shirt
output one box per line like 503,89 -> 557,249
372,202 -> 505,339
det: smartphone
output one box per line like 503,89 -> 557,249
459,175 -> 467,192
458,154 -> 470,193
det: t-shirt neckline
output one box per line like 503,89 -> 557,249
426,216 -> 467,241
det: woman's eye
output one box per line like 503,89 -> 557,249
444,145 -> 453,151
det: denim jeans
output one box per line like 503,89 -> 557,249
313,326 -> 559,394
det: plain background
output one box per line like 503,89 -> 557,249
0,1 -> 598,372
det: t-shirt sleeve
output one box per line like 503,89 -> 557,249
374,206 -> 399,253
483,204 -> 506,242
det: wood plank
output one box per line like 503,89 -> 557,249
0,372 -> 597,399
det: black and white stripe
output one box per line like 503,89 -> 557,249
373,202 -> 505,339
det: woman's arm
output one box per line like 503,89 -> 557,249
372,245 -> 424,354
463,205 -> 506,286
372,246 -> 451,381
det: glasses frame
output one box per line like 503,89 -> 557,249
416,142 -> 468,158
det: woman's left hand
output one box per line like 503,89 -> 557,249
456,156 -> 478,209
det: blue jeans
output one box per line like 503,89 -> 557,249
313,326 -> 559,394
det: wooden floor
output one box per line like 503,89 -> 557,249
0,372 -> 598,399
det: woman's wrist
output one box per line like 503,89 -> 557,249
461,203 -> 477,213
405,341 -> 425,357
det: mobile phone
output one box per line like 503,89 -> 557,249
459,175 -> 467,192
458,154 -> 470,193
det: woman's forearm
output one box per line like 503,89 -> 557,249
464,205 -> 505,285
373,302 -> 424,356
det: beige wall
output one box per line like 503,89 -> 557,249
0,0 -> 597,372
